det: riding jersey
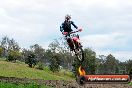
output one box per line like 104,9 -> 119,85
60,20 -> 78,33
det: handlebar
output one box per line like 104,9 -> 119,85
63,29 -> 82,36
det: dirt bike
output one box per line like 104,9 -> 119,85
63,29 -> 84,62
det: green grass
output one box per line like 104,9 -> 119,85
129,82 -> 132,86
0,60 -> 74,80
0,82 -> 53,88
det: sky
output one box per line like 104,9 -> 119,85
0,0 -> 132,61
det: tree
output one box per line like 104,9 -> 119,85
48,39 -> 63,72
0,36 -> 20,60
50,38 -> 74,70
0,47 -> 4,57
22,48 -> 38,68
118,62 -> 127,74
8,38 -> 20,51
72,48 -> 97,75
104,54 -> 119,74
22,48 -> 30,62
0,36 -> 10,57
22,49 -> 38,68
83,48 -> 97,74
49,53 -> 61,72
59,50 -> 73,70
25,53 -> 37,68
48,39 -> 61,53
96,55 -> 107,74
30,44 -> 45,62
45,49 -> 53,59
125,59 -> 132,74
8,50 -> 21,62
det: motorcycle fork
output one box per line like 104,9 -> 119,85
67,38 -> 75,50
72,41 -> 80,54
71,40 -> 76,50
74,40 -> 80,49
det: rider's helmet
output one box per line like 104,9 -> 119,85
65,14 -> 71,20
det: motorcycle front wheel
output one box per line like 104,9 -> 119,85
75,47 -> 84,62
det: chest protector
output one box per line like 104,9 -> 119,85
63,21 -> 72,32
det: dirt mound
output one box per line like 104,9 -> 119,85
0,76 -> 131,88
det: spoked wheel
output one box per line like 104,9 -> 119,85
75,47 -> 84,62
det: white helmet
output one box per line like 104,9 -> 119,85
65,14 -> 71,20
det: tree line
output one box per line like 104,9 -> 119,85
0,36 -> 132,75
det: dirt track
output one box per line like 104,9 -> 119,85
0,76 -> 132,88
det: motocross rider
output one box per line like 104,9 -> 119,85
60,14 -> 81,51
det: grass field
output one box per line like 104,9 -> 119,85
0,59 -> 74,81
0,59 -> 132,88
0,82 -> 53,88
129,82 -> 132,86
